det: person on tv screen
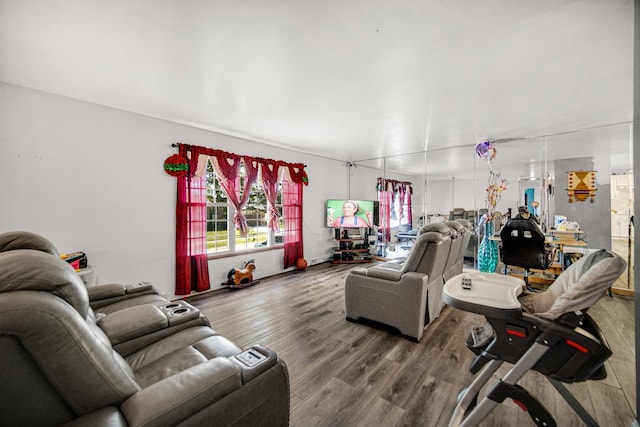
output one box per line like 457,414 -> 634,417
333,200 -> 371,228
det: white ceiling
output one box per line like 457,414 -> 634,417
0,0 -> 634,177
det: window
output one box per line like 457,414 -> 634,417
378,178 -> 413,240
389,191 -> 411,229
205,160 -> 283,254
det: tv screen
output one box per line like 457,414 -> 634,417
326,199 -> 378,228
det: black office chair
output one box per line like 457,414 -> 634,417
499,218 -> 555,290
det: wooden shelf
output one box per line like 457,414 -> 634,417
332,226 -> 372,264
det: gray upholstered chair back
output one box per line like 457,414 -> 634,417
449,208 -> 466,221
0,250 -> 140,423
0,249 -> 88,317
0,231 -> 59,256
443,221 -> 468,280
454,219 -> 473,253
402,224 -> 451,279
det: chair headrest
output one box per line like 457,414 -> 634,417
445,221 -> 466,234
0,250 -> 89,318
454,218 -> 473,229
0,231 -> 59,256
419,222 -> 452,236
500,218 -> 544,238
416,229 -> 451,244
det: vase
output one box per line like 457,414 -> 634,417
478,221 -> 499,273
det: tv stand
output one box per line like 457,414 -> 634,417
332,227 -> 373,264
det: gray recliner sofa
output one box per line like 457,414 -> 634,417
443,220 -> 471,282
0,230 -> 169,315
344,223 -> 451,341
0,248 -> 290,427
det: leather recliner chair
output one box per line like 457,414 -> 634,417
344,223 -> 452,341
449,208 -> 466,221
443,220 -> 471,282
0,230 -> 169,315
0,249 -> 290,427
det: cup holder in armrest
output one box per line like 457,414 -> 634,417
158,301 -> 201,326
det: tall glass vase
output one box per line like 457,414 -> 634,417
478,221 -> 499,272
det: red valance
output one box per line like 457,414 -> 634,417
377,177 -> 413,194
176,143 -> 307,184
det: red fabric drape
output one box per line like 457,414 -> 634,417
377,178 -> 413,240
377,178 -> 392,242
405,184 -> 413,229
175,145 -> 211,295
210,154 -> 258,236
174,143 -> 306,290
283,179 -> 303,268
260,160 -> 281,233
397,182 -> 413,228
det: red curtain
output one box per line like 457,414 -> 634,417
404,184 -> 413,229
173,143 -> 306,289
377,178 -> 413,241
209,154 -> 258,236
377,178 -> 392,242
175,145 -> 211,295
261,160 -> 281,233
398,182 -> 413,229
283,179 -> 303,268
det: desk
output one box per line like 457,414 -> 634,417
547,229 -> 586,240
77,266 -> 97,287
490,235 -> 588,272
550,238 -> 587,269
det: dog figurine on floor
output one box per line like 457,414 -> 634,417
226,260 -> 258,289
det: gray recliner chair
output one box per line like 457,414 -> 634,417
454,219 -> 473,266
344,223 -> 452,341
0,249 -> 290,427
0,230 -> 168,315
449,208 -> 466,221
443,220 -> 471,282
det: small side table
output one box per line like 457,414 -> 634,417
77,266 -> 97,287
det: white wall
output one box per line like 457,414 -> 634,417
0,83 -> 345,299
426,161 -> 546,219
349,163 -> 422,228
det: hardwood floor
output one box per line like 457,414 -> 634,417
187,262 -> 636,426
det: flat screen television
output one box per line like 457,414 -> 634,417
326,199 -> 379,228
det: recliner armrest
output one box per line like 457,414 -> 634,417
98,304 -> 168,345
98,301 -> 203,346
362,265 -> 403,281
60,407 -> 128,427
120,358 -> 243,427
87,283 -> 128,300
230,345 -> 278,383
87,282 -> 155,301
88,282 -> 161,311
125,282 -> 154,294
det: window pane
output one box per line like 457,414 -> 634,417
205,157 -> 287,253
206,204 -> 230,252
